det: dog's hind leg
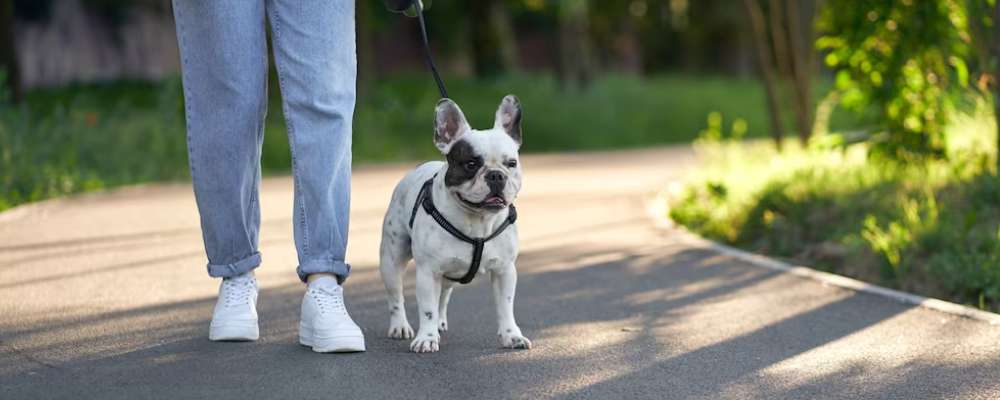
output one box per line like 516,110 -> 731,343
380,229 -> 414,340
438,282 -> 454,332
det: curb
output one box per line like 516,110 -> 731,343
647,192 -> 1000,326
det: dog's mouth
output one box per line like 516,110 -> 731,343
457,193 -> 508,210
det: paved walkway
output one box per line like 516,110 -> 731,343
2,147 -> 999,399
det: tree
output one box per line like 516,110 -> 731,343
356,0 -> 376,97
967,0 -> 1000,170
743,0 -> 786,148
558,0 -> 596,89
747,0 -> 819,147
785,0 -> 817,144
0,0 -> 22,104
469,0 -> 518,77
817,0 -> 969,160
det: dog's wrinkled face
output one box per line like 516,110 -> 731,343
434,95 -> 523,213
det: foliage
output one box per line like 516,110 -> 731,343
669,107 -> 1000,310
1,73 -> 850,212
0,78 -> 188,211
817,0 -> 971,159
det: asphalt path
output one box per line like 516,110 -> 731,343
2,147 -> 999,399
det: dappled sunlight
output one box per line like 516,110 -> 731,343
757,305 -> 1000,382
525,319 -> 647,358
3,147 -> 1000,398
506,319 -> 653,398
0,281 -> 307,376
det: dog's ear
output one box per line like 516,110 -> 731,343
494,94 -> 522,147
434,98 -> 471,153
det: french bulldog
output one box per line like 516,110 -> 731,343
378,95 -> 531,353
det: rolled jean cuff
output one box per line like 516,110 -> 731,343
297,259 -> 351,284
207,252 -> 262,278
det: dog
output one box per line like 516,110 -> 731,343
378,95 -> 531,353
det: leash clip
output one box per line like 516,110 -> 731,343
384,0 -> 432,17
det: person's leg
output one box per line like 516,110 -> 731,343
172,0 -> 269,278
266,0 -> 355,283
173,0 -> 268,342
266,0 -> 363,353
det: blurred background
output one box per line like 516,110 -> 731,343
0,0 -> 843,210
2,0 -> 1000,310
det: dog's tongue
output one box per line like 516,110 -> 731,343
485,196 -> 505,205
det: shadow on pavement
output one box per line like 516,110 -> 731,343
4,242 -> 997,399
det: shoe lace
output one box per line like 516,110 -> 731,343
312,286 -> 347,315
222,277 -> 254,308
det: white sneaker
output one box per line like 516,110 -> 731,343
299,277 -> 366,353
208,272 -> 259,341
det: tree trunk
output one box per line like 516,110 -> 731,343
994,0 -> 1000,171
558,0 -> 595,89
0,0 -> 22,103
490,0 -> 519,74
785,0 -> 814,144
617,14 -> 643,75
768,0 -> 791,79
356,0 -> 375,98
742,0 -> 784,148
470,0 -> 518,77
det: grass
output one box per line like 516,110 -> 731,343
668,105 -> 1000,311
2,73 -> 842,212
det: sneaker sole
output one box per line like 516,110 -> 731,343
299,324 -> 366,353
209,323 -> 259,342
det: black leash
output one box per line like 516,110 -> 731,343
409,175 -> 517,284
386,0 -> 448,98
412,1 -> 449,98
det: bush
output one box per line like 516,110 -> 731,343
1,79 -> 187,211
669,108 -> 1000,310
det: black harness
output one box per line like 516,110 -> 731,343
408,175 -> 517,284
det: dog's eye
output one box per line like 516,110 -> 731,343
505,160 -> 518,168
464,160 -> 479,171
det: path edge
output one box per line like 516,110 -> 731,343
647,192 -> 1000,326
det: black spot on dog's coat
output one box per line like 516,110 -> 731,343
425,312 -> 433,320
445,140 -> 481,187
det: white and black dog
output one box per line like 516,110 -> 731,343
378,95 -> 531,353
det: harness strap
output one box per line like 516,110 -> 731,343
409,175 -> 517,284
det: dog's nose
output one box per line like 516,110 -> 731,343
485,170 -> 506,193
485,170 -> 506,184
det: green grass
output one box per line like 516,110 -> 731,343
668,107 -> 1000,311
2,73 -> 839,212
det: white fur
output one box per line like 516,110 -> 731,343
378,102 -> 530,353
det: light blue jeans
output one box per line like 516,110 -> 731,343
172,0 -> 355,283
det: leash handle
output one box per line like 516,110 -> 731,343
414,1 -> 449,99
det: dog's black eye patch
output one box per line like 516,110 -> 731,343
445,140 -> 482,187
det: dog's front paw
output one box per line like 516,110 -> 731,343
498,328 -> 532,350
410,333 -> 440,353
388,319 -> 414,340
